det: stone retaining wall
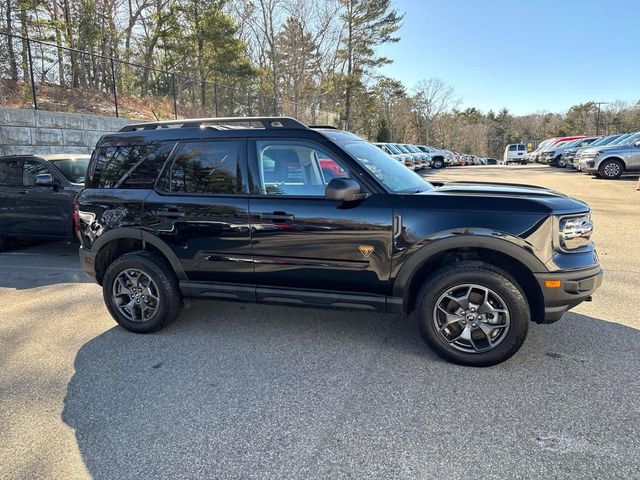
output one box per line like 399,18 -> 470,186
0,108 -> 138,157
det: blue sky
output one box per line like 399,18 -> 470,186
377,0 -> 640,115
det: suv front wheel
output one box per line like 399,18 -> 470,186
416,262 -> 529,366
598,159 -> 624,179
103,251 -> 183,333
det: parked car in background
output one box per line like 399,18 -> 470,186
565,134 -> 626,168
417,145 -> 452,169
393,143 -> 422,170
577,132 -> 640,178
528,139 -> 557,163
0,153 -> 90,250
402,144 -> 431,169
503,143 -> 527,164
541,136 -> 601,167
373,143 -> 415,169
484,158 -> 501,165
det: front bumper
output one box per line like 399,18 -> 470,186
534,266 -> 603,323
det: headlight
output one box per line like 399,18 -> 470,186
559,214 -> 593,250
583,151 -> 600,159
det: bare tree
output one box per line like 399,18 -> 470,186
412,77 -> 459,145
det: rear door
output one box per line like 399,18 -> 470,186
516,144 -> 526,160
0,159 -> 23,235
143,139 -> 254,287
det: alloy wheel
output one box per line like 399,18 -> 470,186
603,162 -> 621,178
112,268 -> 160,322
432,284 -> 511,353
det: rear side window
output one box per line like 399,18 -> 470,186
86,142 -> 174,189
159,141 -> 244,195
0,160 -> 22,185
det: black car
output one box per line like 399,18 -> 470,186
76,117 -> 603,366
0,154 -> 90,249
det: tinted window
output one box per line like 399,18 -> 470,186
0,160 -> 22,186
87,142 -> 174,189
508,145 -> 517,151
23,160 -> 50,186
50,158 -> 90,184
163,141 -> 243,195
256,140 -> 348,196
517,144 -> 526,151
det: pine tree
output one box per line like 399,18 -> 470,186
338,0 -> 403,129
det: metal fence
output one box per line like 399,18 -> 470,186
0,32 -> 340,125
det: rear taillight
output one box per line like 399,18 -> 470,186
72,201 -> 80,236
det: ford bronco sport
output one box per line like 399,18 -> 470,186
76,117 -> 603,366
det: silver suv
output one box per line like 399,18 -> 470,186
577,132 -> 640,179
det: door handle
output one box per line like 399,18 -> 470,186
156,207 -> 185,218
261,211 -> 294,222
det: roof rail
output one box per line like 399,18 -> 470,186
309,125 -> 339,130
119,116 -> 308,132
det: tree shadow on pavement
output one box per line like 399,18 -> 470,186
62,303 -> 640,479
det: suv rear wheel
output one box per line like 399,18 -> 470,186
103,251 -> 182,333
415,262 -> 529,366
598,159 -> 624,179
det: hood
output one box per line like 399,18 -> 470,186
421,181 -> 589,215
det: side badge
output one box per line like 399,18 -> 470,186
358,245 -> 374,257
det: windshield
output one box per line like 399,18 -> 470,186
534,139 -> 554,152
386,143 -> 402,154
50,158 -> 90,183
620,132 -> 640,145
405,145 -> 421,153
590,135 -> 618,146
560,139 -> 581,149
394,144 -> 412,154
342,141 -> 433,193
608,133 -> 632,145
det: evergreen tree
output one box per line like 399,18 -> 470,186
338,0 -> 403,129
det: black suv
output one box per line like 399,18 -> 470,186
76,117 -> 603,366
0,153 -> 90,249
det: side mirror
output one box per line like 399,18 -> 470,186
35,173 -> 55,187
325,177 -> 369,202
634,140 -> 640,148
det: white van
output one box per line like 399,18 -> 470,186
503,143 -> 527,164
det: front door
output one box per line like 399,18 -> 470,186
247,139 -> 393,296
143,139 -> 254,285
17,158 -> 71,237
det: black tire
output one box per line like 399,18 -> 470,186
102,250 -> 182,333
433,158 -> 444,169
555,156 -> 566,168
598,159 -> 624,179
415,261 -> 530,367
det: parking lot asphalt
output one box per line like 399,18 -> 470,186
1,164 -> 639,479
